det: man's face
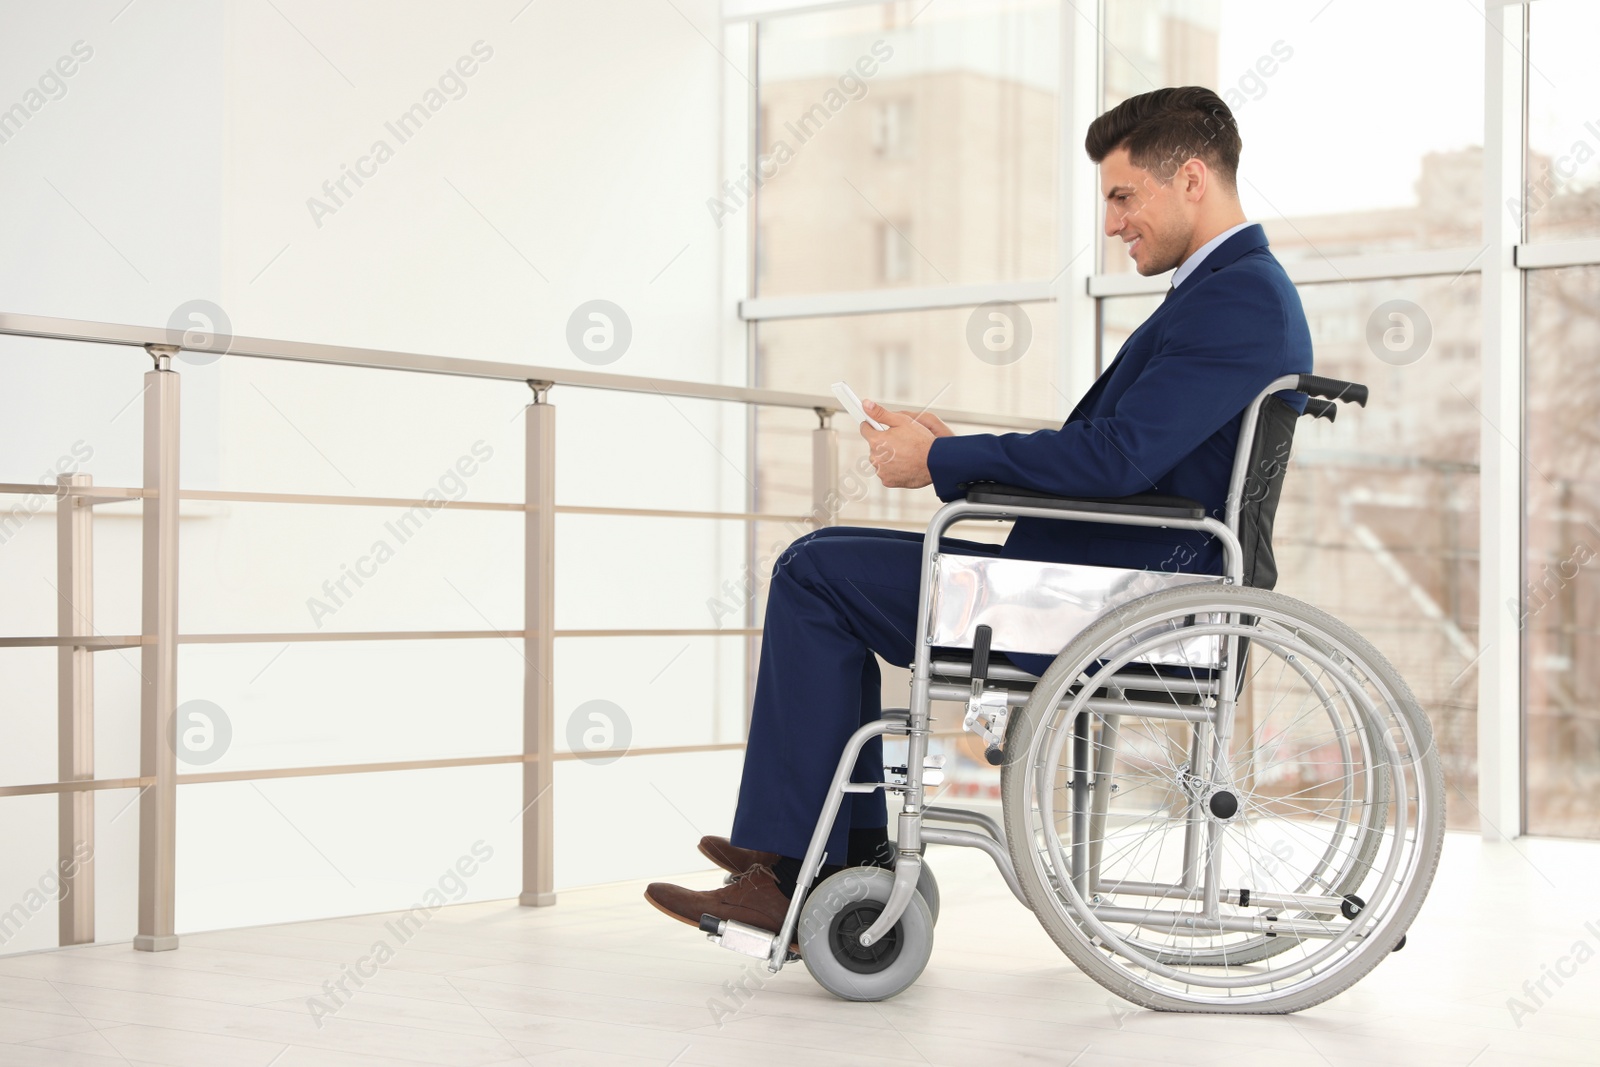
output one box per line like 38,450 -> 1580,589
1101,147 -> 1196,277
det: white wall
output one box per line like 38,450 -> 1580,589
1,0 -> 754,950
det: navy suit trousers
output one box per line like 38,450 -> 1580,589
728,525 -> 1003,862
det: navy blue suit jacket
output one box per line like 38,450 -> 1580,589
927,223 -> 1312,581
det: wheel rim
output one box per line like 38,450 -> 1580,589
1013,590 -> 1439,1007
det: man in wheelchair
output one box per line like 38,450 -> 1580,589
646,86 -> 1313,941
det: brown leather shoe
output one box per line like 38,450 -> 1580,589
645,864 -> 793,940
697,835 -> 779,877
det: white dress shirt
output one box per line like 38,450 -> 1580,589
1170,221 -> 1254,289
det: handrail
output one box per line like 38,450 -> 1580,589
1,305 -> 1052,953
0,481 -> 817,525
0,311 -> 1055,432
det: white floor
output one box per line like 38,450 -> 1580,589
0,832 -> 1597,1066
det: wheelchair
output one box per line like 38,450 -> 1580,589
700,373 -> 1446,1014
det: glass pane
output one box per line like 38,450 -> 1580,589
1101,276 -> 1482,829
755,0 -> 1060,294
1101,1 -> 1483,272
1526,1 -> 1600,241
1525,266 -> 1600,838
1285,277 -> 1481,830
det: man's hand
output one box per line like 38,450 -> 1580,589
861,399 -> 940,489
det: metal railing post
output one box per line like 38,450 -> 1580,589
521,381 -> 556,906
811,408 -> 839,527
135,346 -> 180,951
56,472 -> 95,946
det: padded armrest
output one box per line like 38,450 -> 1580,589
959,482 -> 1208,521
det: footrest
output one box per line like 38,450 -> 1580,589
702,915 -> 780,960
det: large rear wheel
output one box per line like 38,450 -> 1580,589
1000,584 -> 1444,1013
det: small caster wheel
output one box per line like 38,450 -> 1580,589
799,867 -> 933,1002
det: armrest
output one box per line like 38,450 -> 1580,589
959,482 -> 1208,521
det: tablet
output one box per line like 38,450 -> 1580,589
831,380 -> 889,430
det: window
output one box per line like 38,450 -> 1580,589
1101,0 -> 1484,271
1526,1 -> 1600,241
754,0 -> 1060,295
1101,274 -> 1485,829
879,220 -> 914,282
1525,265 -> 1600,837
872,98 -> 914,158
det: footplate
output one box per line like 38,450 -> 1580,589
700,914 -> 780,961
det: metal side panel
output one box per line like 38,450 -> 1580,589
926,554 -> 1224,665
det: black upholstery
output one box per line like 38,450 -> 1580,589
1236,396 -> 1299,589
960,484 -> 1206,521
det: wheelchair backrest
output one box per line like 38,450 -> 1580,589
1225,375 -> 1361,590
1233,395 -> 1298,589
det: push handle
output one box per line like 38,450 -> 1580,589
1295,374 -> 1368,407
1303,397 -> 1337,422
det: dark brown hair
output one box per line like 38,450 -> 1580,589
1085,86 -> 1241,190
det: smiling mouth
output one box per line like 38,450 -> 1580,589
1125,236 -> 1141,256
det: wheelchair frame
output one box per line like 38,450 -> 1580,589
703,372 -> 1385,990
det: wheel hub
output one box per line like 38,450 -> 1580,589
1206,787 -> 1240,821
830,904 -> 903,973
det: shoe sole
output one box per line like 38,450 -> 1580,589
643,889 -> 798,955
